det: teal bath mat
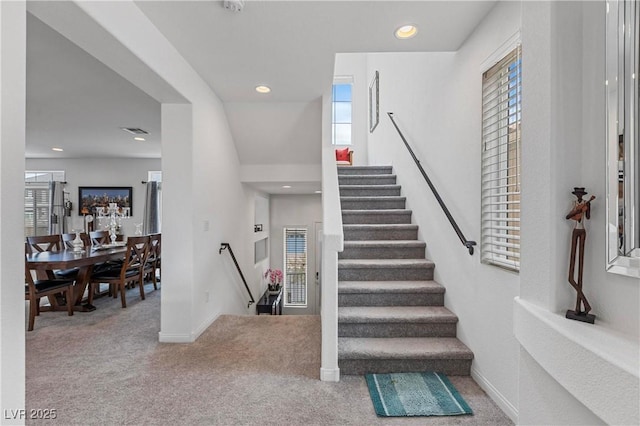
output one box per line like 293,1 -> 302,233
365,372 -> 473,417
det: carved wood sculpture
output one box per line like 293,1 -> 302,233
565,187 -> 596,324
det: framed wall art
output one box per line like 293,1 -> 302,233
78,186 -> 132,216
369,70 -> 380,133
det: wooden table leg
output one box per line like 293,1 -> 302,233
73,265 -> 96,311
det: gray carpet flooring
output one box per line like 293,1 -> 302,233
26,284 -> 513,425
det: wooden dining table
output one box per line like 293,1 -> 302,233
26,245 -> 127,312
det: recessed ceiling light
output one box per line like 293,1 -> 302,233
255,85 -> 271,94
282,185 -> 291,189
52,147 -> 64,152
134,137 -> 146,141
395,25 -> 418,39
315,190 -> 322,194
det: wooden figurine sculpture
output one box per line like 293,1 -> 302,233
565,187 -> 596,324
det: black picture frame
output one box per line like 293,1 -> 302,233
369,70 -> 380,133
78,186 -> 132,216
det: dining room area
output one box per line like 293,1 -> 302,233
25,229 -> 162,330
21,6 -> 166,332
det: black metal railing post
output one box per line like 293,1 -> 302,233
387,112 -> 477,255
219,243 -> 256,307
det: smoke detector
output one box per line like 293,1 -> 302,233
223,0 -> 244,12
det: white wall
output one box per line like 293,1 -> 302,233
0,0 -> 27,419
334,53 -> 368,165
362,2 -> 522,419
25,157 -> 160,236
247,189 -> 271,304
225,100 -> 322,165
516,2 -> 639,424
270,194 -> 322,314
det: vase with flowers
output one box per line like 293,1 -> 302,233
265,268 -> 283,295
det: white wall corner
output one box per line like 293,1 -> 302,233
191,311 -> 221,342
471,366 -> 518,423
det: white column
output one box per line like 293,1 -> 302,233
159,104 -> 195,342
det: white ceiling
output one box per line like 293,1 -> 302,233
25,1 -> 496,191
135,0 -> 496,103
26,13 -> 162,159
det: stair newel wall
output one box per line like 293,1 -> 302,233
320,143 -> 344,382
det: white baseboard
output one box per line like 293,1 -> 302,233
320,368 -> 340,382
158,311 -> 220,343
471,366 -> 518,423
158,331 -> 193,343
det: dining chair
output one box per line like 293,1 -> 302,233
89,230 -> 110,246
88,235 -> 149,308
62,232 -> 91,249
26,234 -> 77,280
25,247 -> 74,331
88,230 -> 125,297
26,234 -> 63,255
146,233 -> 161,289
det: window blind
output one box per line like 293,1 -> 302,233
284,227 -> 307,306
481,45 -> 521,271
24,185 -> 50,237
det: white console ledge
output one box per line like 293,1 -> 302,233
514,297 -> 639,425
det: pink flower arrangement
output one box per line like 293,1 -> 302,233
264,268 -> 283,289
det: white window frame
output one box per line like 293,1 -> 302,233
332,75 -> 353,146
480,42 -> 522,272
283,227 -> 308,307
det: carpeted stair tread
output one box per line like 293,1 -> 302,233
343,240 -> 425,249
338,258 -> 435,269
337,166 -> 393,175
342,209 -> 413,224
338,306 -> 458,323
339,184 -> 401,190
338,175 -> 397,185
343,224 -> 418,231
340,240 -> 426,259
340,196 -> 406,201
338,280 -> 444,294
339,185 -> 402,197
340,196 -> 406,210
342,209 -> 411,215
338,337 -> 474,360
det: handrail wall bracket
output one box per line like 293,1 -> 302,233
387,112 -> 476,256
219,242 -> 256,308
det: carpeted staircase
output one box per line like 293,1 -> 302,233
337,165 -> 474,375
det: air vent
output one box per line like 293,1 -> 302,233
120,127 -> 149,135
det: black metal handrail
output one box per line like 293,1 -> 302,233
387,112 -> 477,255
219,243 -> 255,307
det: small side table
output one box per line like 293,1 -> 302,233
256,287 -> 283,315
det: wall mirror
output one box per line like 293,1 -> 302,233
605,0 -> 640,278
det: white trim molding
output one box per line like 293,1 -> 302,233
320,367 -> 340,382
159,312 -> 220,343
